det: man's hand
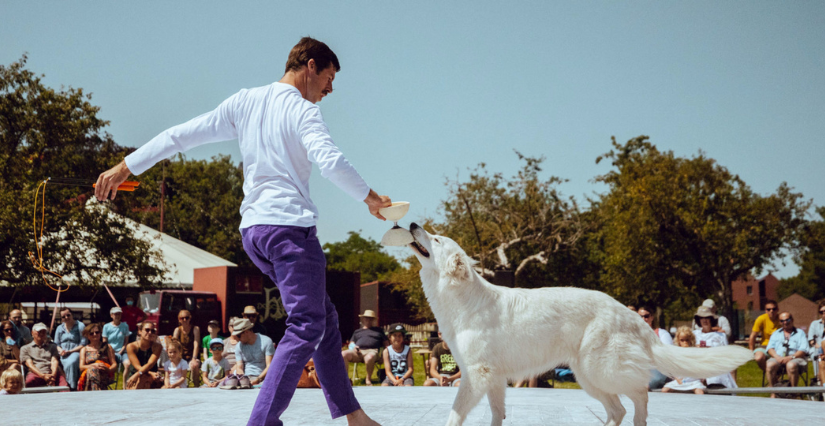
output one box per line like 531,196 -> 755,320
95,160 -> 132,201
127,372 -> 139,388
364,189 -> 391,221
780,356 -> 793,364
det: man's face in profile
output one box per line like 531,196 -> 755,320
306,61 -> 336,104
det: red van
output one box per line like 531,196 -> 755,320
139,290 -> 222,337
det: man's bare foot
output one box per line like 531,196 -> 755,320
347,409 -> 380,426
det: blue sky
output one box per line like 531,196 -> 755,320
2,2 -> 823,277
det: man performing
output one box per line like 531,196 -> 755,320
96,37 -> 388,426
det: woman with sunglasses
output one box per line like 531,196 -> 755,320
125,321 -> 164,389
637,306 -> 673,390
172,309 -> 201,387
0,320 -> 20,372
54,307 -> 87,390
807,300 -> 825,385
79,323 -> 117,391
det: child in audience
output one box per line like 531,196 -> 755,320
202,338 -> 231,388
382,324 -> 414,386
662,326 -> 706,395
162,339 -> 189,389
0,367 -> 23,395
202,320 -> 222,361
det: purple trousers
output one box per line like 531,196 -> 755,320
242,225 -> 360,426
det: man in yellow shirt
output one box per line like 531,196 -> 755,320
748,299 -> 780,372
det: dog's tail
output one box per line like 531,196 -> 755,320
651,343 -> 752,379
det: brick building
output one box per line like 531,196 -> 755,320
731,273 -> 780,311
778,293 -> 819,334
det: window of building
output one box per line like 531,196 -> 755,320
746,286 -> 753,296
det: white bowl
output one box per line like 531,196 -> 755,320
381,227 -> 415,246
379,202 -> 410,222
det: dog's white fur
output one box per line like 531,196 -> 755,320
409,224 -> 752,426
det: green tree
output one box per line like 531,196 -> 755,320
779,206 -> 825,301
113,154 -> 248,265
595,136 -> 810,319
0,55 -> 166,287
323,231 -> 400,283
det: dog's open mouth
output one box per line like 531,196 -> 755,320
410,240 -> 430,258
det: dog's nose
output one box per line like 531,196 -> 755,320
410,222 -> 419,231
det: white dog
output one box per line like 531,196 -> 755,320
408,223 -> 752,426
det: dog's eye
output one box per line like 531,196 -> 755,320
434,238 -> 440,243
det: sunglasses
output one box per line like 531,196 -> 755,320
2,328 -> 12,333
61,314 -> 72,319
143,328 -> 157,334
780,319 -> 792,323
243,314 -> 258,318
641,314 -> 651,319
90,331 -> 102,336
820,309 -> 825,314
210,345 -> 224,350
766,308 -> 777,311
179,316 -> 191,320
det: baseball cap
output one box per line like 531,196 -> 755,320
32,323 -> 48,333
207,320 -> 220,327
388,323 -> 407,336
209,338 -> 225,348
110,307 -> 123,314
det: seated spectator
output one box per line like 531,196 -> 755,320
79,323 -> 117,391
102,307 -> 131,380
243,305 -> 268,336
54,307 -> 87,390
692,299 -> 732,341
162,339 -> 189,389
425,331 -> 461,387
172,309 -> 202,387
638,306 -> 672,390
125,321 -> 164,389
807,300 -> 825,385
662,326 -> 705,394
341,310 -> 388,386
0,367 -> 23,395
202,338 -> 230,388
233,318 -> 274,386
222,317 -> 240,373
202,319 -> 223,361
766,312 -> 810,398
382,324 -> 414,386
693,306 -> 737,390
20,323 -> 69,388
1,320 -> 20,372
749,299 -> 780,373
8,310 -> 32,347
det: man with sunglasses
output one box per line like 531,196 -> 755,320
7,309 -> 32,347
243,306 -> 268,337
749,299 -> 781,373
765,312 -> 809,397
807,301 -> 825,385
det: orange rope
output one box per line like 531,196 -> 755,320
28,179 -> 69,293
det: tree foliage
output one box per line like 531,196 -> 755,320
323,231 -> 400,284
779,207 -> 825,302
0,56 -> 166,287
595,136 -> 810,318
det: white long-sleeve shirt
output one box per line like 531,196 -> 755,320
125,82 -> 371,229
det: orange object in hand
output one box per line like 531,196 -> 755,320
92,181 -> 140,192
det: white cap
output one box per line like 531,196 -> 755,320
702,299 -> 715,309
110,307 -> 123,314
32,323 -> 48,333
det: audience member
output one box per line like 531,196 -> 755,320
233,318 -> 274,386
243,306 -> 268,336
21,323 -> 69,388
202,338 -> 231,388
1,320 -> 20,372
382,324 -> 414,386
341,310 -> 388,386
222,317 -> 240,372
766,312 -> 810,398
425,331 -> 461,387
662,326 -> 705,394
172,309 -> 201,387
627,305 -> 637,312
0,368 -> 23,395
638,306 -> 672,390
79,322 -> 117,391
749,299 -> 780,373
8,310 -> 32,347
162,339 -> 189,389
102,307 -> 131,379
125,321 -> 164,389
202,319 -> 222,360
807,300 -> 825,386
693,299 -> 732,341
120,296 -> 146,343
54,307 -> 87,390
693,306 -> 737,390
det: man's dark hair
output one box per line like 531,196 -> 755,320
764,300 -> 778,309
285,37 -> 340,74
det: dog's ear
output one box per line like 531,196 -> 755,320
446,253 -> 471,281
